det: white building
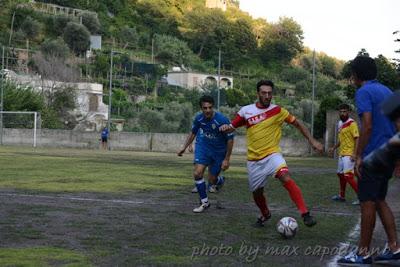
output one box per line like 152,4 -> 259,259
167,71 -> 233,90
5,71 -> 108,131
206,0 -> 227,11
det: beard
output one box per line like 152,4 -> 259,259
340,115 -> 349,122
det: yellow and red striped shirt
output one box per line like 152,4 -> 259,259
338,118 -> 359,156
232,103 -> 295,161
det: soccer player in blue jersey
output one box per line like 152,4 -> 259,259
177,95 -> 234,213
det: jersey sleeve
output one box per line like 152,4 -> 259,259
281,107 -> 296,124
231,108 -> 247,128
191,116 -> 200,134
356,89 -> 372,116
350,122 -> 360,138
220,115 -> 235,140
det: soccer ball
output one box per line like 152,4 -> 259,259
276,217 -> 298,238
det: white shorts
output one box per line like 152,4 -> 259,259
247,153 -> 288,192
337,156 -> 355,174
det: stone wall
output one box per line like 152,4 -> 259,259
2,129 -> 311,156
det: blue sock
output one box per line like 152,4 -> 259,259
216,176 -> 225,186
195,179 -> 208,203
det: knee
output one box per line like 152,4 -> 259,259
253,187 -> 264,196
193,171 -> 203,181
277,173 -> 291,184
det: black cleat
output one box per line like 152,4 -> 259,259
254,212 -> 272,227
302,212 -> 317,227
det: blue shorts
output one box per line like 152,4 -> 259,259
194,146 -> 226,176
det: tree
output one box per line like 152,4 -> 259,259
81,12 -> 101,34
20,16 -> 40,41
63,22 -> 90,55
52,15 -> 72,36
32,52 -> 79,106
375,54 -> 400,90
394,30 -> 400,68
226,88 -> 251,107
40,38 -> 70,60
182,7 -> 226,58
314,96 -> 342,138
119,26 -> 138,49
259,17 -> 304,65
3,81 -> 44,112
154,34 -> 197,66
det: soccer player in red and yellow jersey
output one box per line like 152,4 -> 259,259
220,80 -> 324,227
328,104 -> 359,204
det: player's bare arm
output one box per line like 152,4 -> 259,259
219,124 -> 235,133
355,112 -> 372,177
221,139 -> 234,171
328,142 -> 340,155
291,119 -> 324,153
351,137 -> 359,161
177,132 -> 195,156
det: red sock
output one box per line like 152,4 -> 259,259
283,178 -> 308,215
337,173 -> 346,198
344,173 -> 358,193
253,193 -> 270,217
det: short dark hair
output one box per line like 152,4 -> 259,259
256,80 -> 274,92
338,103 -> 351,111
199,95 -> 214,107
350,56 -> 377,81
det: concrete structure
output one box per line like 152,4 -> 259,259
1,129 -> 311,157
206,0 -> 228,11
18,1 -> 97,18
6,72 -> 108,131
167,71 -> 233,90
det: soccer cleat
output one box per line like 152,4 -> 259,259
191,186 -> 198,193
374,246 -> 400,263
209,184 -> 218,193
302,212 -> 317,227
332,195 -> 346,202
193,202 -> 210,213
254,212 -> 272,227
337,251 -> 372,266
216,176 -> 225,191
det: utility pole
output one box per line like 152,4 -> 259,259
217,48 -> 221,110
311,49 -> 316,139
151,37 -> 154,64
7,11 -> 15,69
0,46 -> 5,145
107,49 -> 113,150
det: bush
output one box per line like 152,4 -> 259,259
63,22 -> 90,55
20,16 -> 40,40
40,38 -> 70,60
81,12 -> 101,34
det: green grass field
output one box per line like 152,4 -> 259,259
0,146 -> 359,266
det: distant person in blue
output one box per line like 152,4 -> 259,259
338,56 -> 398,265
177,95 -> 234,213
101,126 -> 109,150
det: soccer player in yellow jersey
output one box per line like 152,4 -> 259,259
328,104 -> 359,204
220,80 -> 324,227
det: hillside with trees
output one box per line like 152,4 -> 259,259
0,0 -> 399,136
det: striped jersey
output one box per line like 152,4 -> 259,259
337,118 -> 359,156
231,103 -> 296,161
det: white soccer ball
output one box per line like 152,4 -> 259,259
276,217 -> 298,238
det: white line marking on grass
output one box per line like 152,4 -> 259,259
0,193 -> 145,205
326,218 -> 361,267
0,192 -> 357,217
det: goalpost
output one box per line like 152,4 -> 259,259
0,111 -> 38,147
